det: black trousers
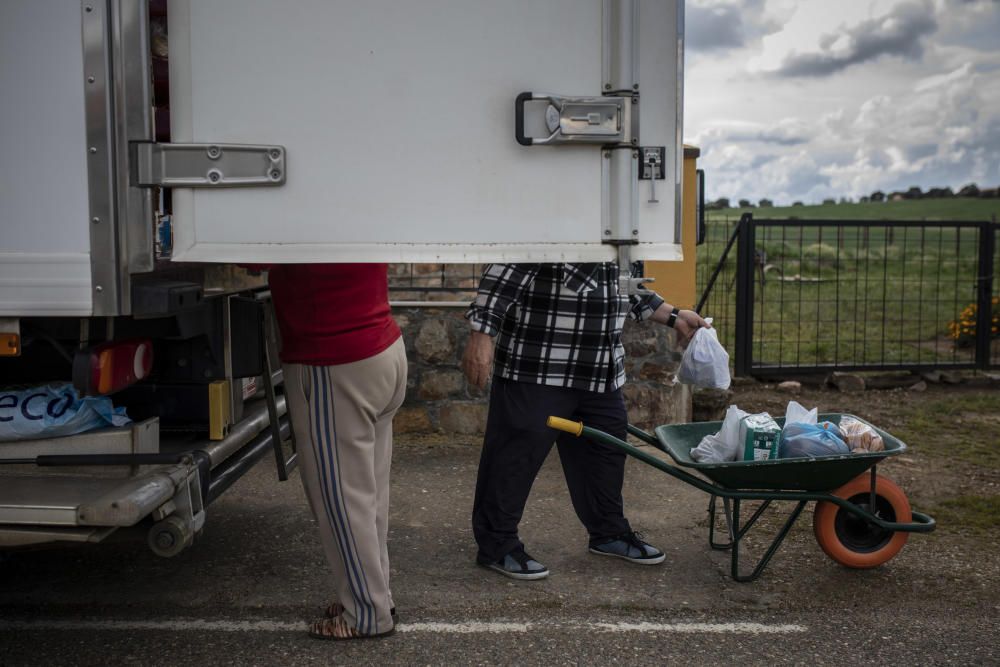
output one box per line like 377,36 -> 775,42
472,377 -> 632,562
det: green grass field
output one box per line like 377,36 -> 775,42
696,198 -> 1000,369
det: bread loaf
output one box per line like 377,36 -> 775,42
839,416 -> 885,453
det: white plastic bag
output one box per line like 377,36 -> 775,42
677,324 -> 731,390
784,400 -> 817,426
691,405 -> 747,463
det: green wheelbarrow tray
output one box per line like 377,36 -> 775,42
653,413 -> 900,491
546,412 -> 935,582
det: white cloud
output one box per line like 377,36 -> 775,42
686,0 -> 776,54
693,119 -> 811,147
750,0 -> 937,77
915,62 -> 973,92
685,0 -> 1000,203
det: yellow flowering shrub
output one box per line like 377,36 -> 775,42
948,296 -> 1000,347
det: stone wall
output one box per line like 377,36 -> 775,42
392,306 -> 692,436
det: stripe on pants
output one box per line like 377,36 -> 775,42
322,365 -> 379,634
310,366 -> 374,634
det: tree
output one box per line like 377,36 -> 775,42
792,201 -> 804,207
738,199 -> 753,208
958,183 -> 980,197
758,198 -> 773,208
870,191 -> 885,202
822,198 -> 836,205
903,186 -> 922,200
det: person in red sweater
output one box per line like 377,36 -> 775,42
265,264 -> 406,640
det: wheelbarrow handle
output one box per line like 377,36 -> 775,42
905,510 -> 936,533
547,416 -> 584,437
547,415 -> 710,489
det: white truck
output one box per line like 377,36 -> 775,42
0,0 -> 685,556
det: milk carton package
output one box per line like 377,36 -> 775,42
739,413 -> 781,461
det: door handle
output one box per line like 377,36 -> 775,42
514,92 -> 633,147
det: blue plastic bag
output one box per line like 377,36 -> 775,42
777,421 -> 850,459
0,384 -> 131,442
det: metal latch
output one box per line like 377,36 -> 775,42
133,143 -> 286,188
516,92 -> 635,146
620,274 -> 655,296
639,146 -> 665,203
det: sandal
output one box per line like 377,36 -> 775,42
308,613 -> 395,641
325,602 -> 398,622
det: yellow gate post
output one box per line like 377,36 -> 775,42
645,145 -> 700,308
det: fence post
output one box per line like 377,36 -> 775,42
976,222 -> 996,369
695,217 -> 741,314
734,213 -> 755,376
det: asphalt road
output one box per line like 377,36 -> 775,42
1,439 -> 996,666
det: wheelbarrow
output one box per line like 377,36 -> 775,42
546,413 -> 935,582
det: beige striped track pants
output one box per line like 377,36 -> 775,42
282,337 -> 407,635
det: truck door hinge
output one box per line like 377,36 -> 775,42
132,143 -> 286,188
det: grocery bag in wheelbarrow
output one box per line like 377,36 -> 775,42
0,384 -> 131,442
778,422 -> 850,459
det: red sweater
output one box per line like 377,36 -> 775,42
265,264 -> 401,365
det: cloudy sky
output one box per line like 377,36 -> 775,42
684,0 -> 1000,205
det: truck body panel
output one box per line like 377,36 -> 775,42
167,0 -> 683,263
0,0 -> 687,555
0,1 -> 93,317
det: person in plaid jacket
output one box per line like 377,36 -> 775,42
462,262 -> 709,579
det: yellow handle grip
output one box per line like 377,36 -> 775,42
547,416 -> 583,437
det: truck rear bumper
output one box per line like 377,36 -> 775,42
0,457 -> 200,531
0,396 -> 287,553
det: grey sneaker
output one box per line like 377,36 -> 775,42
478,548 -> 549,580
589,531 -> 665,565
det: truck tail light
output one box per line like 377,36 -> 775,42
0,333 -> 19,356
73,339 -> 154,396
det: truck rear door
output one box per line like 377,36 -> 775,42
164,0 -> 684,264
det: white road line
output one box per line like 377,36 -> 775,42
400,622 -> 530,634
591,622 -> 806,634
0,619 -> 806,635
0,620 -> 304,633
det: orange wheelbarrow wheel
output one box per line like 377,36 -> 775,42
813,474 -> 911,569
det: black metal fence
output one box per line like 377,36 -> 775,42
698,215 -> 999,376
387,264 -> 484,303
695,216 -> 741,356
993,230 -> 1000,368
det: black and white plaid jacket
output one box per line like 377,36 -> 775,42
466,263 -> 664,392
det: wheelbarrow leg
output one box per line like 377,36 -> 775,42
709,495 -> 774,551
730,499 -> 809,582
708,495 -> 732,550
